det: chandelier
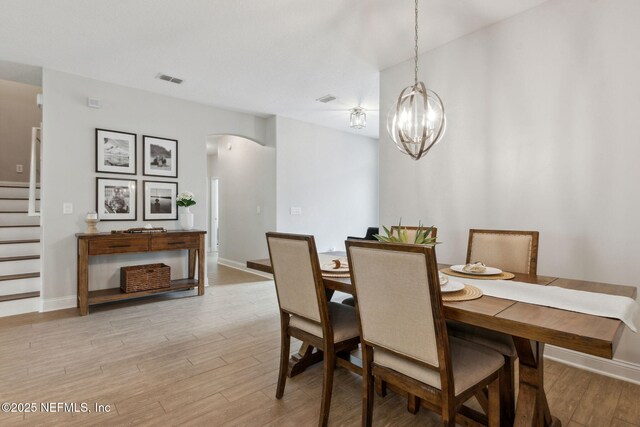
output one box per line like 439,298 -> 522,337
349,107 -> 367,129
386,0 -> 446,161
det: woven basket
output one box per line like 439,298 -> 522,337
120,263 -> 170,293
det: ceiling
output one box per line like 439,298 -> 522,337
0,0 -> 550,138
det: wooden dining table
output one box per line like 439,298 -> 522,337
246,256 -> 637,427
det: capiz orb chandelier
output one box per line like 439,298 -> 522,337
386,0 -> 446,161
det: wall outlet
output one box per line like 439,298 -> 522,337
16,164 -> 23,173
290,207 -> 302,215
63,202 -> 73,215
256,205 -> 261,214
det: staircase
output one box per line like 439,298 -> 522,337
0,183 -> 41,316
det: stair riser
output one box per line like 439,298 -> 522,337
0,187 -> 39,198
0,297 -> 39,317
0,277 -> 40,296
0,259 -> 40,276
0,213 -> 40,225
0,200 -> 40,211
0,243 -> 40,257
0,227 -> 40,240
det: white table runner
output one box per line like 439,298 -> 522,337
443,274 -> 640,332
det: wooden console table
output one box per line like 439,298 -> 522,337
76,230 -> 206,315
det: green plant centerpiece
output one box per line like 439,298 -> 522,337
374,219 -> 439,245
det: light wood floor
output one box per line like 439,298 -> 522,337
0,263 -> 638,426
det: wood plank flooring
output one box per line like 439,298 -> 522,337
0,262 -> 637,426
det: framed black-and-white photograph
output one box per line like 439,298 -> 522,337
96,178 -> 137,221
96,128 -> 137,175
143,180 -> 178,221
143,135 -> 178,178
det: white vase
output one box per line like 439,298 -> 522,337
180,207 -> 194,230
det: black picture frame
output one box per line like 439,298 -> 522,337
143,180 -> 178,221
95,128 -> 137,175
143,135 -> 178,178
96,177 -> 137,221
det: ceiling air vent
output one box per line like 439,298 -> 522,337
316,94 -> 336,103
155,73 -> 184,84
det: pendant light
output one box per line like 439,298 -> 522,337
386,0 -> 446,160
349,107 -> 367,129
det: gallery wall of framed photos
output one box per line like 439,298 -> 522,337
95,128 -> 179,221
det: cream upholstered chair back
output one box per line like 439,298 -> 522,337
467,229 -> 539,275
266,233 -> 324,323
347,241 -> 446,369
390,226 -> 438,243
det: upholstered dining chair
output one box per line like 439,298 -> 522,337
342,226 -> 438,308
449,229 -> 539,425
466,229 -> 539,276
346,240 -> 503,427
266,232 -> 360,427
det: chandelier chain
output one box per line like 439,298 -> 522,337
414,0 -> 419,85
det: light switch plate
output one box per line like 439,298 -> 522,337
63,202 -> 73,215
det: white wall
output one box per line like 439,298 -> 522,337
41,69 -> 266,307
379,0 -> 640,366
216,135 -> 276,263
276,116 -> 378,252
0,78 -> 41,182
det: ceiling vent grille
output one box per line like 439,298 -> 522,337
156,73 -> 184,84
316,94 -> 336,103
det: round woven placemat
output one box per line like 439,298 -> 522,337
440,267 -> 515,281
441,284 -> 483,302
322,272 -> 351,278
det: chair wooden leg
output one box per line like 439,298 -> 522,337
488,376 -> 501,427
442,404 -> 456,427
362,346 -> 374,427
407,394 -> 420,414
276,313 -> 290,399
375,378 -> 387,397
319,348 -> 336,427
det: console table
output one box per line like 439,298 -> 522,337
76,230 -> 206,315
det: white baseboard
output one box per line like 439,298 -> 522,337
545,345 -> 640,385
0,297 -> 39,317
217,257 -> 273,279
40,296 -> 76,312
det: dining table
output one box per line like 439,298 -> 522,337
246,255 -> 637,427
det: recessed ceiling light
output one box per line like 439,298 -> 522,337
316,94 -> 337,103
155,73 -> 184,85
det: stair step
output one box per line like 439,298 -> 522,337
0,291 -> 40,302
0,257 -> 40,275
0,226 -> 40,241
0,275 -> 40,296
0,199 -> 40,210
0,213 -> 40,225
0,241 -> 40,257
0,239 -> 40,245
0,225 -> 39,228
0,211 -> 29,214
0,184 -> 39,188
0,255 -> 40,262
0,187 -> 39,199
0,272 -> 40,282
